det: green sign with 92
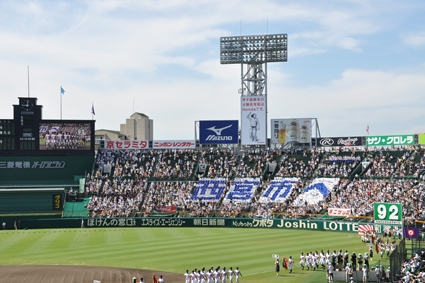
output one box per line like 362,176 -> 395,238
373,203 -> 402,225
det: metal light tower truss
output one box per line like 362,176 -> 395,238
220,34 -> 287,146
220,34 -> 287,96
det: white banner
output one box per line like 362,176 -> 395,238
153,140 -> 196,149
105,140 -> 149,149
327,208 -> 351,216
241,96 -> 267,145
271,118 -> 312,144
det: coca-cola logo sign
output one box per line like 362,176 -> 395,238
314,137 -> 362,147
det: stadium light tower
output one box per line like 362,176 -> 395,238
220,34 -> 287,146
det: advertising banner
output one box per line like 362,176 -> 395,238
85,217 -> 360,232
105,140 -> 149,149
152,206 -> 177,214
327,208 -> 351,216
418,134 -> 425,145
0,155 -> 93,184
199,120 -> 238,144
241,96 -> 266,145
271,118 -> 312,144
312,136 -> 362,147
153,140 -> 196,149
366,135 -> 414,146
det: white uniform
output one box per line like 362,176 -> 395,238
205,271 -> 211,283
288,257 -> 294,272
214,270 -> 220,283
184,271 -> 190,283
221,269 -> 227,283
300,253 -> 305,269
234,269 -> 241,283
200,270 -> 206,283
320,252 -> 326,268
228,269 -> 234,283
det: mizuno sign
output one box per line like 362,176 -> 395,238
200,120 -> 238,144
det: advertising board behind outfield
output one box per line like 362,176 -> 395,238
199,120 -> 238,144
105,140 -> 149,149
271,118 -> 312,144
312,136 -> 362,147
241,96 -> 266,145
153,140 -> 196,149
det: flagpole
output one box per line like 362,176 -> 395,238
91,102 -> 95,120
60,86 -> 62,120
27,66 -> 30,98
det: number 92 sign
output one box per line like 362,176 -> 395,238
373,203 -> 402,225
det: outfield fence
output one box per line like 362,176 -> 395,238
0,216 -> 414,234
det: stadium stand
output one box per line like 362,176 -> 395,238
83,146 -> 425,222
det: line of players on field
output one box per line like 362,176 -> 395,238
300,249 -> 373,272
300,241 -> 396,273
184,266 -> 242,283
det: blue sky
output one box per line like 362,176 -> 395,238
1,0 -> 425,140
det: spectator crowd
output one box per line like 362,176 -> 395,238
84,145 -> 425,223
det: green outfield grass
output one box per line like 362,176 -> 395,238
0,228 -> 389,283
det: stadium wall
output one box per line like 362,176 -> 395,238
0,188 -> 65,214
0,155 -> 93,186
0,217 -> 367,232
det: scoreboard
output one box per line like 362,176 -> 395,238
0,97 -> 95,185
0,97 -> 95,155
0,120 -> 15,150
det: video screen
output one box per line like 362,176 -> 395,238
39,122 -> 92,150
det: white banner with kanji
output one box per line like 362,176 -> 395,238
241,96 -> 267,145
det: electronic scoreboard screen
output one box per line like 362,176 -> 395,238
39,121 -> 92,151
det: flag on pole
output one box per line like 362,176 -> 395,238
91,103 -> 95,115
61,86 -> 65,95
358,224 -> 374,235
282,257 -> 288,270
403,227 -> 420,239
366,124 -> 369,135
